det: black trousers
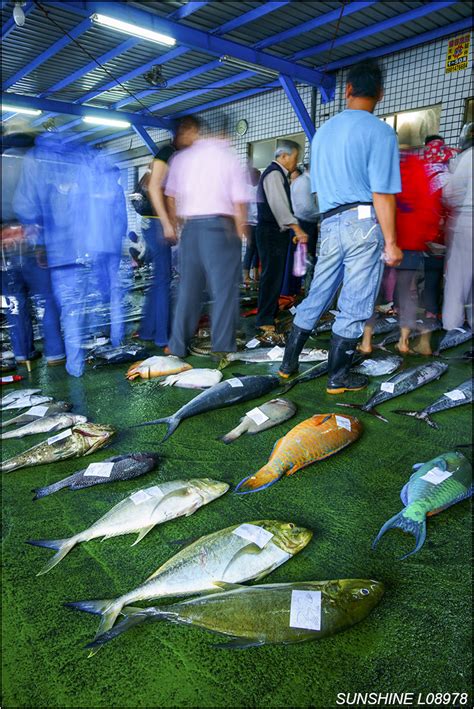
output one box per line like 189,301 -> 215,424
243,224 -> 259,271
256,223 -> 290,327
297,218 -> 318,259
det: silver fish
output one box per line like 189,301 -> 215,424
1,401 -> 73,428
29,478 -> 229,573
353,355 -> 403,377
1,392 -> 53,411
434,327 -> 472,354
219,347 -> 327,369
220,398 -> 297,444
1,413 -> 87,440
394,378 -> 473,428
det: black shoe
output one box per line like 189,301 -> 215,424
326,334 -> 368,394
278,324 -> 311,378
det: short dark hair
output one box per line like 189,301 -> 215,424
424,134 -> 443,145
275,139 -> 300,158
171,114 -> 201,135
346,59 -> 383,99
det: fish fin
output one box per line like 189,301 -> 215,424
27,537 -> 76,575
85,607 -> 168,652
213,638 -> 265,650
131,525 -> 155,546
400,482 -> 410,506
218,356 -> 230,371
65,597 -> 124,646
412,462 -> 424,470
372,511 -> 427,559
393,409 -> 438,428
234,465 -> 283,494
336,402 -> 388,422
220,542 -> 264,578
212,581 -> 246,591
132,416 -> 180,442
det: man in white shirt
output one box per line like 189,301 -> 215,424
290,165 -> 319,287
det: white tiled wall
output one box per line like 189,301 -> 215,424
106,29 -> 473,235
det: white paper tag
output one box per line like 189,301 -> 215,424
1,376 -> 14,382
385,317 -> 397,324
245,338 -> 260,349
329,309 -> 339,316
360,359 -> 374,368
420,467 -> 453,485
146,485 -> 164,500
358,205 -> 371,220
335,415 -> 352,431
290,590 -> 322,631
290,306 -> 297,315
454,327 -> 466,333
130,490 -> 152,505
233,523 -> 274,549
444,389 -> 466,401
267,346 -> 284,360
227,377 -> 244,388
246,406 -> 269,426
28,405 -> 49,418
48,428 -> 72,445
381,382 -> 395,393
83,462 -> 114,478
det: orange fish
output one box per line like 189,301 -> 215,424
235,414 -> 363,494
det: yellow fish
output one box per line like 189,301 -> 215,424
235,414 -> 362,494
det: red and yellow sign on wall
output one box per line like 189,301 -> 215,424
445,33 -> 471,73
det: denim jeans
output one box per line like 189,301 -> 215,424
50,264 -> 90,377
294,207 -> 384,339
139,218 -> 171,347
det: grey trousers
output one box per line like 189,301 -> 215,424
169,216 -> 241,356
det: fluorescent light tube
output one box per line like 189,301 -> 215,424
91,13 -> 176,46
2,104 -> 42,116
219,55 -> 279,79
83,116 -> 131,128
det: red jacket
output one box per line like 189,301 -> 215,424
395,153 -> 441,251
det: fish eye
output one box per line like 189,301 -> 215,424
361,588 -> 370,596
288,523 -> 295,529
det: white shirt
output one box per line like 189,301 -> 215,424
290,172 -> 319,222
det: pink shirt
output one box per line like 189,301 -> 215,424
165,138 -> 249,218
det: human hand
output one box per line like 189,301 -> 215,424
383,243 -> 403,267
293,226 -> 308,244
163,221 -> 177,243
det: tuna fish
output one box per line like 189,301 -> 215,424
32,452 -> 160,500
29,478 -> 229,574
1,422 -> 115,473
1,401 -> 72,428
394,378 -> 473,428
337,361 -> 448,422
66,520 -> 312,646
87,579 -> 384,651
373,451 -> 472,559
235,413 -> 362,494
134,374 -> 281,442
88,343 -> 150,367
126,356 -> 192,381
220,398 -> 297,444
1,414 -> 87,440
159,369 -> 223,389
353,354 -> 402,377
434,327 -> 472,355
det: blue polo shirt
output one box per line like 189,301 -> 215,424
310,109 -> 401,213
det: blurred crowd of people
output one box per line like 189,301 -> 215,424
1,58 -> 472,383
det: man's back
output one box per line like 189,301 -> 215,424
311,109 -> 400,213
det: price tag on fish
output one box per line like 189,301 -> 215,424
385,317 -> 397,324
360,359 -> 375,368
329,310 -> 339,316
246,407 -> 269,426
420,467 -> 453,485
28,405 -> 49,418
227,378 -> 244,388
290,306 -> 297,315
233,523 -> 273,549
146,485 -> 164,500
289,590 -> 322,631
445,389 -> 466,401
381,382 -> 395,393
335,415 -> 352,431
267,346 -> 284,361
245,338 -> 260,349
130,490 -> 152,505
47,428 -> 72,445
1,376 -> 14,382
83,462 -> 114,478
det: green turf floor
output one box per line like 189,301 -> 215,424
1,328 -> 472,708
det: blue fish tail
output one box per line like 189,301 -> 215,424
372,511 -> 427,559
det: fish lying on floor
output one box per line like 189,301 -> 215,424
1,422 -> 115,473
66,521 -> 312,649
372,451 -> 472,559
394,378 -> 473,428
220,398 -> 296,444
434,326 -> 472,354
235,413 -> 362,494
1,413 -> 87,440
29,478 -> 229,573
134,374 -> 281,442
87,578 -> 384,651
126,356 -> 192,380
338,362 -> 448,422
32,452 -> 160,500
352,354 -> 402,377
88,343 -> 150,367
158,369 -> 222,389
1,389 -> 52,411
1,401 -> 72,428
218,347 -> 328,369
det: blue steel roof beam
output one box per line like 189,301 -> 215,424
1,0 -> 34,39
167,1 -> 210,21
171,83 -> 279,119
279,75 -> 315,140
211,1 -> 290,36
132,124 -> 158,154
292,0 -> 460,61
2,17 -> 93,90
88,128 -> 132,146
53,1 -> 329,89
322,17 -> 474,72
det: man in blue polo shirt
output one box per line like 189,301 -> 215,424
279,59 -> 403,393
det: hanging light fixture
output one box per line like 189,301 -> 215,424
91,13 -> 176,46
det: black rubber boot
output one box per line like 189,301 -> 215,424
326,334 -> 369,394
278,324 -> 311,378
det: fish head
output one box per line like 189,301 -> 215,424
57,401 -> 73,412
74,423 -> 116,451
73,415 -> 88,425
189,478 -> 230,502
330,579 -> 384,621
256,520 -> 313,555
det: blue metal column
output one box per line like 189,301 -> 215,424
279,75 -> 315,140
132,125 -> 160,155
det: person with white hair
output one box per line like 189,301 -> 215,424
255,140 -> 308,343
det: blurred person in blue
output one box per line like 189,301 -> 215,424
242,167 -> 260,285
13,131 -> 97,377
136,115 -> 201,347
1,128 -> 64,366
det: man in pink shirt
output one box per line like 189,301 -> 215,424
165,112 -> 248,357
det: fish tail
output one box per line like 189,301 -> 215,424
219,422 -> 246,444
27,537 -> 77,575
84,606 -> 168,652
65,597 -> 125,653
234,465 -> 283,494
372,512 -> 427,559
132,416 -> 180,442
392,410 -> 438,429
217,356 -> 230,371
336,402 -> 388,423
1,429 -> 17,440
32,475 -> 71,500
